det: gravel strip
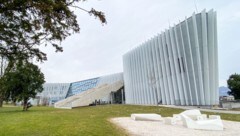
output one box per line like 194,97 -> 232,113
111,117 -> 240,136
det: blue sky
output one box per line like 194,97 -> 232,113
37,0 -> 240,87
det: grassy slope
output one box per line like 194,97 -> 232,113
0,105 -> 240,136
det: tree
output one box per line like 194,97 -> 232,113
0,0 -> 106,107
227,73 -> 240,99
0,60 -> 45,111
0,0 -> 106,61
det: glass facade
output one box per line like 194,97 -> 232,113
66,78 -> 99,97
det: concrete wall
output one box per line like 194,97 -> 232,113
221,102 -> 240,109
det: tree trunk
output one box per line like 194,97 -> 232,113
0,56 -> 3,76
12,100 -> 16,106
0,96 -> 3,107
23,99 -> 28,111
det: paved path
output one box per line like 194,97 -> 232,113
161,105 -> 240,114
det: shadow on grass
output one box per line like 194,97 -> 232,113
0,106 -> 57,114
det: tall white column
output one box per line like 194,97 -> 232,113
192,13 -> 205,105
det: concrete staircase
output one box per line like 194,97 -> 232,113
54,81 -> 123,109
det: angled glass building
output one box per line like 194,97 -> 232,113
66,73 -> 123,98
66,78 -> 99,97
123,9 -> 218,106
37,73 -> 124,106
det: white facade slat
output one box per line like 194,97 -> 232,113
201,9 -> 211,105
174,25 -> 188,105
147,40 -> 156,104
151,37 -> 162,104
192,13 -> 205,105
131,50 -> 137,104
133,48 -> 139,104
179,21 -> 192,105
163,32 -> 176,104
169,27 -> 184,105
133,49 -> 140,104
126,54 -> 131,104
160,33 -> 172,104
140,45 -> 148,104
148,40 -> 158,104
155,35 -> 167,104
144,42 -> 151,104
185,18 -> 199,105
159,34 -> 170,104
214,11 -> 219,105
143,42 -> 152,104
129,53 -> 135,104
207,9 -> 215,104
166,29 -> 179,104
136,47 -> 144,104
138,46 -> 145,104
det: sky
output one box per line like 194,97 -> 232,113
37,0 -> 240,87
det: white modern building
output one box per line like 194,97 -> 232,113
123,9 -> 218,106
37,83 -> 70,105
36,73 -> 124,107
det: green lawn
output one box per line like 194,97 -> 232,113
0,105 -> 240,136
